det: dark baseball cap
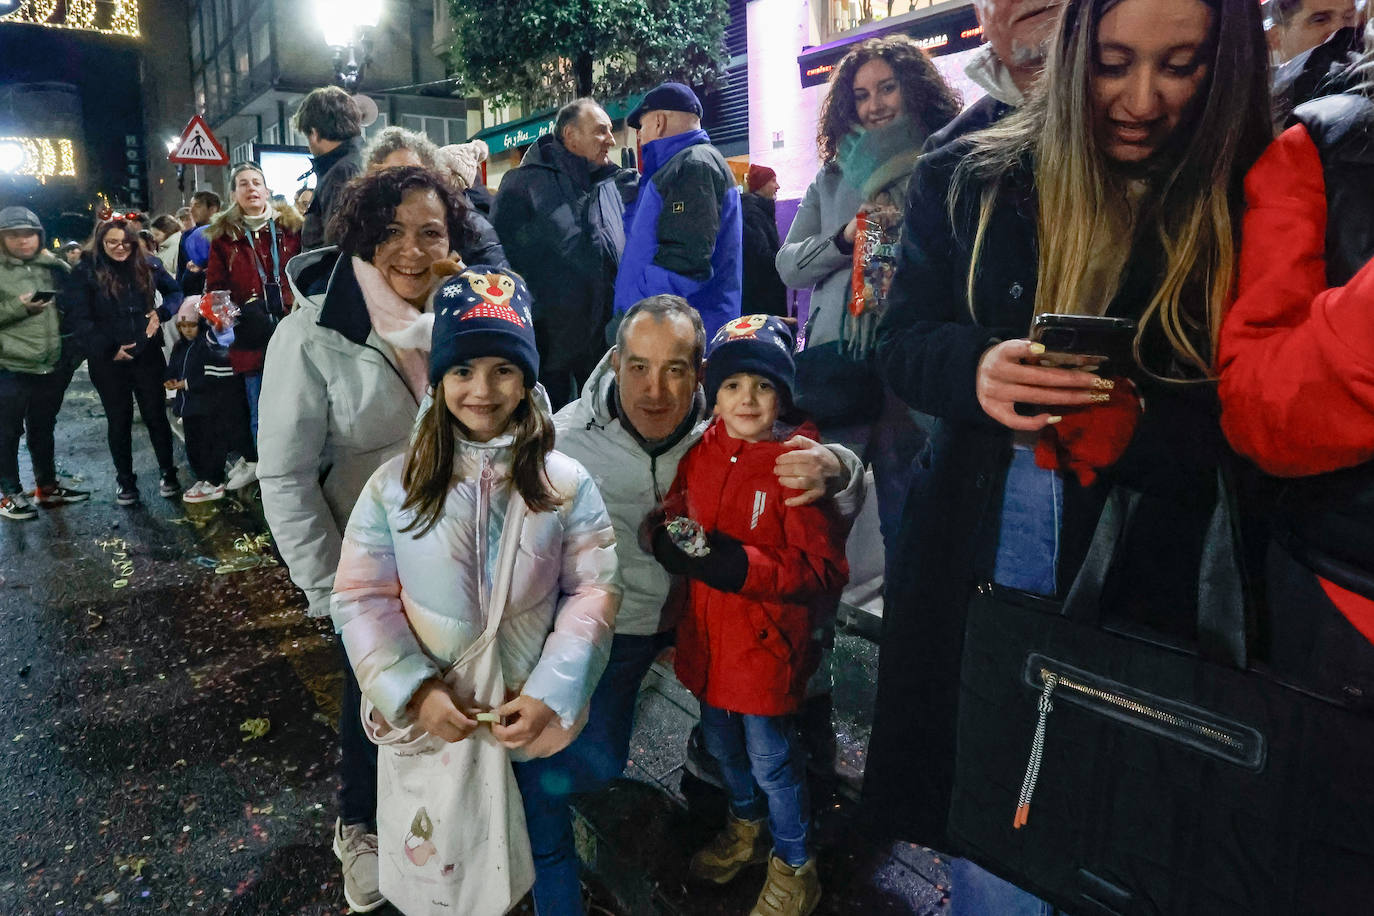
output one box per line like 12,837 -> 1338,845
626,82 -> 704,129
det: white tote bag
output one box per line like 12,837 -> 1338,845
362,498 -> 535,916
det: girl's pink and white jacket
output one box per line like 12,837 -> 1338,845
330,431 -> 620,737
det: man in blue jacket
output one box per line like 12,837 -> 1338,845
612,83 -> 742,340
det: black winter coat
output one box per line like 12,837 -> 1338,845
863,137 -> 1232,847
165,328 -> 236,418
740,192 -> 787,316
491,135 -> 633,377
302,137 -> 364,251
62,257 -> 182,363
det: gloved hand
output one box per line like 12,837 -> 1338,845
650,526 -> 750,593
1034,378 -> 1142,487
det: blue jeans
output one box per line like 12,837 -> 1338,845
993,446 -> 1062,596
950,858 -> 1061,916
698,703 -> 810,867
243,370 -> 263,444
511,630 -> 673,916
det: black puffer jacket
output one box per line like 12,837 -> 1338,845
62,257 -> 182,362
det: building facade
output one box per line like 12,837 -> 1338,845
0,0 -> 192,236
186,0 -> 477,198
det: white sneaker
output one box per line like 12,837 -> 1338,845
332,819 -> 385,912
225,458 -> 257,490
182,481 -> 226,504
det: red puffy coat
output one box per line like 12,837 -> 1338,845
1217,123 -> 1374,641
205,208 -> 302,374
665,420 -> 849,716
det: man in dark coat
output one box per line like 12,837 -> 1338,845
491,98 -> 636,408
295,87 -> 365,251
740,165 -> 787,317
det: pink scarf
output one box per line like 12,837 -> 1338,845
351,256 -> 434,401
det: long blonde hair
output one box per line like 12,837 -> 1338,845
953,0 -> 1271,379
399,389 -> 560,537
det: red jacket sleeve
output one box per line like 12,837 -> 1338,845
738,498 -> 849,604
1217,124 -> 1374,477
204,236 -> 230,295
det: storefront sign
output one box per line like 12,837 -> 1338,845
797,3 -> 982,89
474,113 -> 557,153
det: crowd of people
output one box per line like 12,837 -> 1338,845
2,0 -> 1373,911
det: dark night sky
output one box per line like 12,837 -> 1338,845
0,19 -> 146,235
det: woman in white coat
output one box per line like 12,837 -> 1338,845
257,165 -> 482,913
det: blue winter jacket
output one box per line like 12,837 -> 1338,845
612,129 -> 742,338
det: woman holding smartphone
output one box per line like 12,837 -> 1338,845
863,0 -> 1271,906
0,206 -> 87,519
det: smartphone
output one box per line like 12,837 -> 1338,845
1029,314 -> 1137,372
1014,315 -> 1137,417
28,290 -> 57,304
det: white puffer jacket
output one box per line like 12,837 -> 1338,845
259,249 -> 423,617
330,431 -> 620,730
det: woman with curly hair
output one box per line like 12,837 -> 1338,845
777,35 -> 961,557
256,165 -> 481,913
362,126 -> 508,268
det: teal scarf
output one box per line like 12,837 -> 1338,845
836,115 -> 929,205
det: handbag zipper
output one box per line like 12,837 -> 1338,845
1014,665 -> 1250,829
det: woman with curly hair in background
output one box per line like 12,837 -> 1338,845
777,35 -> 961,560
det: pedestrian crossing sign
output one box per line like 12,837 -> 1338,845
168,115 -> 229,166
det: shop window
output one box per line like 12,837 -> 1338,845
362,114 -> 391,141
252,20 -> 270,65
824,0 -> 936,39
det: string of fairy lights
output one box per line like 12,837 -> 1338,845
0,0 -> 139,38
0,137 -> 79,182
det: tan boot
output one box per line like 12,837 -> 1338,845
688,814 -> 771,884
749,855 -> 821,916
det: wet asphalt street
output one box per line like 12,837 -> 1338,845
0,370 -> 581,915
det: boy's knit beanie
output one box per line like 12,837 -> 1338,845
430,266 -> 538,388
704,314 -> 796,408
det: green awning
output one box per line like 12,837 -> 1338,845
472,93 -> 647,153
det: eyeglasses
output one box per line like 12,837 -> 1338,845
104,239 -> 133,249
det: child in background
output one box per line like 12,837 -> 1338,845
650,314 -> 849,916
164,298 -> 236,503
329,268 -> 619,915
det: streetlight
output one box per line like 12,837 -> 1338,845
0,139 -> 26,175
316,0 -> 383,93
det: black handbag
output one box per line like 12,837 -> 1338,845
792,341 -> 884,426
948,479 -> 1374,915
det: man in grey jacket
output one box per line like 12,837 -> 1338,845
508,294 -> 863,914
492,98 -> 636,409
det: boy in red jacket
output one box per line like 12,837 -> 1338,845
650,314 -> 848,916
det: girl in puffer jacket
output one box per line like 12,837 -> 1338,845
330,268 -> 620,913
